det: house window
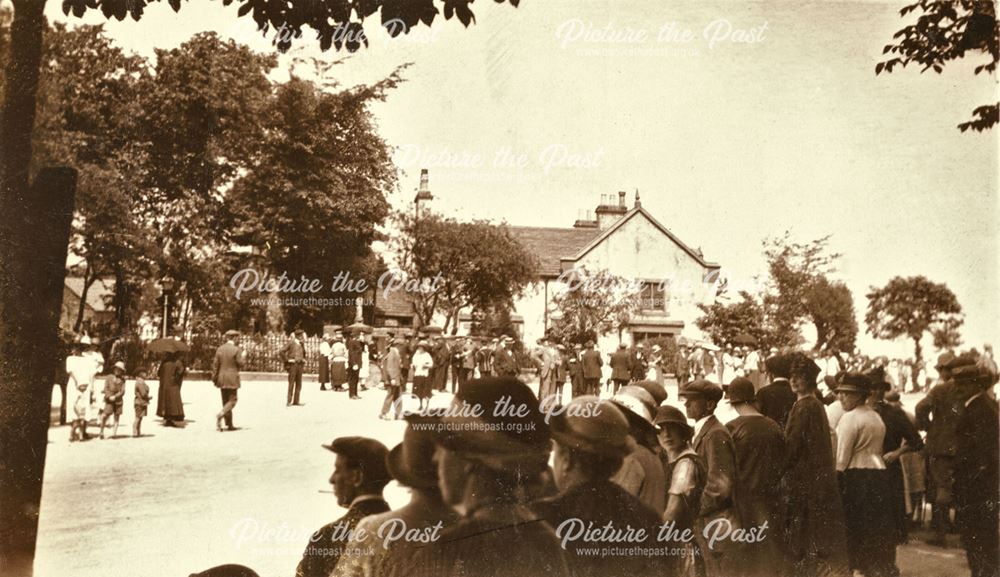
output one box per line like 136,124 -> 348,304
638,282 -> 667,313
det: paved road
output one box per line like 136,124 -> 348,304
35,379 -> 970,577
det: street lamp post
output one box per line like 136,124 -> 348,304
160,276 -> 175,338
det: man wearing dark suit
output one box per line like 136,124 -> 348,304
915,352 -> 965,546
212,330 -> 244,431
953,363 -> 999,577
757,353 -> 797,430
676,344 -> 691,385
281,329 -> 306,406
581,341 -> 603,396
347,333 -> 365,399
492,337 -> 519,378
296,436 -> 391,577
609,344 -> 631,393
630,344 -> 648,382
568,344 -> 584,398
680,379 -> 740,577
398,336 -> 413,393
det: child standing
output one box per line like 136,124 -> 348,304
133,369 -> 152,437
100,361 -> 127,439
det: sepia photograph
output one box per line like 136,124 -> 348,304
0,0 -> 997,576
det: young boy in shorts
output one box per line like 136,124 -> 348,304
100,361 -> 127,439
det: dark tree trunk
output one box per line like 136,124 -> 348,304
0,167 -> 75,577
0,1 -> 51,575
73,264 -> 93,332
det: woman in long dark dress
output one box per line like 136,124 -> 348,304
156,351 -> 186,425
782,353 -> 851,577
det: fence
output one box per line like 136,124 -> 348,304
123,333 -> 331,375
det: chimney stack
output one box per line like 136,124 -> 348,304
595,191 -> 627,230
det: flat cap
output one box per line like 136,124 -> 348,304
678,379 -> 724,403
322,436 -> 391,485
550,396 -> 630,457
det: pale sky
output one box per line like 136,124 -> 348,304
38,0 -> 999,358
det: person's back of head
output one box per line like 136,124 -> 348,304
189,564 -> 260,577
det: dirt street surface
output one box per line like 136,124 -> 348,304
35,379 -> 970,577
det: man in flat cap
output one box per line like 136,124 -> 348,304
333,424 -> 459,577
914,351 -> 966,546
281,328 -> 307,406
758,353 -> 798,430
392,377 -> 570,577
212,330 -> 244,431
952,362 -> 999,577
532,396 -> 668,577
725,377 -> 786,577
679,379 -> 740,577
296,436 -> 391,577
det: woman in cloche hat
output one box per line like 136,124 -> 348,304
834,372 -> 896,577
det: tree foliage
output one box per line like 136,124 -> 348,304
229,68 -> 402,331
548,267 -> 642,346
865,275 -> 964,381
761,233 -> 856,352
695,290 -> 772,349
877,0 -> 998,131
392,211 -> 538,332
61,0 -> 519,51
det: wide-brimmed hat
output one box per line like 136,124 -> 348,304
415,340 -> 429,350
835,372 -> 871,394
612,386 -> 657,422
550,396 -> 630,457
427,377 -> 550,472
113,361 -> 126,372
727,377 -> 756,404
678,379 -> 724,403
935,351 -> 957,370
654,405 -> 693,437
633,380 -> 668,406
952,363 -> 991,387
321,436 -> 391,486
386,424 -> 440,490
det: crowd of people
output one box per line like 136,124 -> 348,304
61,327 -> 998,577
184,336 -> 997,577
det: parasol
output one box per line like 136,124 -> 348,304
732,333 -> 758,346
420,325 -> 444,335
146,337 -> 190,354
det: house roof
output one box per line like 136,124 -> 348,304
64,277 -> 114,312
508,207 -> 719,278
507,226 -> 601,277
563,206 -> 720,271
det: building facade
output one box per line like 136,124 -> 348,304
399,172 -> 721,350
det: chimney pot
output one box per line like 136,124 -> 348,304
618,191 -> 626,207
